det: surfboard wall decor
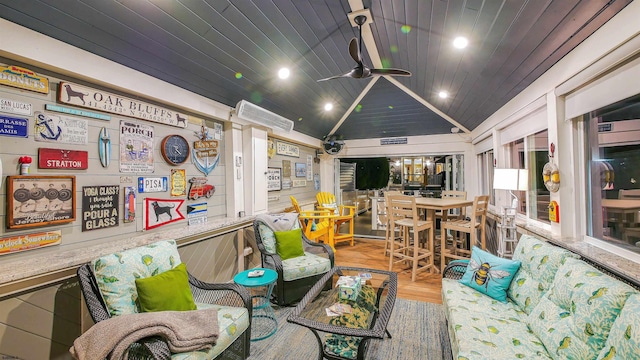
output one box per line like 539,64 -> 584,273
99,127 -> 111,168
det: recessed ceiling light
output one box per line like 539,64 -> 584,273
453,36 -> 468,49
278,67 -> 290,79
438,91 -> 449,99
324,103 -> 333,111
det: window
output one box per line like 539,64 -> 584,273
585,93 -> 640,255
506,129 -> 550,224
477,150 -> 495,205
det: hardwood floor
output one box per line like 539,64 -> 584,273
334,238 -> 443,304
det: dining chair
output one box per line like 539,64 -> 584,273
387,194 -> 435,281
382,190 -> 402,256
440,195 -> 489,270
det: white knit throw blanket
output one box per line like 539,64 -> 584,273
70,308 -> 219,360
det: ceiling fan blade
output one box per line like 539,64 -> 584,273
317,72 -> 353,82
370,68 -> 412,77
348,37 -> 362,64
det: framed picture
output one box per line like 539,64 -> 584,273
295,162 -> 306,177
7,175 -> 76,229
267,167 -> 282,191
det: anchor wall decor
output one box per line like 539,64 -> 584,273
34,111 -> 88,145
192,125 -> 219,176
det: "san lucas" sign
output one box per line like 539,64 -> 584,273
58,82 -> 189,128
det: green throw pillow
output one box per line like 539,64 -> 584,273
459,246 -> 521,303
274,228 -> 305,260
135,263 -> 197,312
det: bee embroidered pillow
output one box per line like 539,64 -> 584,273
459,246 -> 521,303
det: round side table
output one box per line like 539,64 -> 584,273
233,268 -> 278,341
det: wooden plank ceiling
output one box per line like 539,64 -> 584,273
0,0 -> 631,140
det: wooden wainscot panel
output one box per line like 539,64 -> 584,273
0,230 -> 62,255
38,148 -> 88,170
0,65 -> 49,94
58,82 -> 188,128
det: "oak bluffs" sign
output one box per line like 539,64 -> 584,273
58,82 -> 189,128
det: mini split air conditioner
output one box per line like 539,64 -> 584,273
235,100 -> 294,132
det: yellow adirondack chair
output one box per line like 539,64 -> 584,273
290,196 -> 330,244
315,192 -> 355,249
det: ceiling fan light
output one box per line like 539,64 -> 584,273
278,67 -> 290,79
453,36 -> 468,49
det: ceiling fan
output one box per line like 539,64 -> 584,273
318,15 -> 411,82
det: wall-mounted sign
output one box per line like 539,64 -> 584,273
282,160 -> 291,177
267,167 -> 281,191
1,97 -> 33,116
0,115 -> 28,138
0,65 -> 49,94
6,175 -> 76,229
293,179 -> 307,187
138,177 -> 168,193
380,137 -> 408,145
276,141 -> 299,157
58,82 -> 188,128
192,125 -> 219,175
38,148 -> 88,169
144,197 -> 185,230
307,155 -> 314,181
281,178 -> 292,190
82,185 -> 119,231
123,186 -> 136,223
34,111 -> 88,145
295,163 -> 307,177
187,202 -> 208,226
0,230 -> 61,256
170,169 -> 187,197
45,104 -> 110,121
120,120 -> 154,173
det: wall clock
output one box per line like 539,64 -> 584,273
161,134 -> 190,166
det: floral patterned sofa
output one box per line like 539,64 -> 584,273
442,234 -> 640,360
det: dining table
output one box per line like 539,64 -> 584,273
601,199 -> 640,240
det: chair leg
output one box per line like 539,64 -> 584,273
388,226 -> 395,271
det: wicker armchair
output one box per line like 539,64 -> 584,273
254,215 -> 335,306
77,259 -> 252,359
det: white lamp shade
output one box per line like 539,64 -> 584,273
493,168 -> 528,191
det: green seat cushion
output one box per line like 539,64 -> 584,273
135,263 -> 197,312
596,294 -> 640,360
527,258 -> 637,359
91,239 -> 182,316
275,228 -> 305,260
508,235 -> 579,314
459,246 -> 521,303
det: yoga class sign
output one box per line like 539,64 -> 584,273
81,185 -> 120,231
58,82 -> 189,128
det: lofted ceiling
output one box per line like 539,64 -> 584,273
0,0 -> 631,141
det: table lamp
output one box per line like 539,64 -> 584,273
493,168 -> 528,213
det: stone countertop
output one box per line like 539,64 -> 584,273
0,216 -> 254,290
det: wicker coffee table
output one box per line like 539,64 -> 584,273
287,266 -> 397,360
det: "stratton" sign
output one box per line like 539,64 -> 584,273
38,148 -> 88,170
58,82 -> 189,128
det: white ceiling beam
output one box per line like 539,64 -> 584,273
328,77 -> 380,136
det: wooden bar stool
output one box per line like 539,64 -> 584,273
383,190 -> 402,256
440,195 -> 489,271
388,194 -> 435,281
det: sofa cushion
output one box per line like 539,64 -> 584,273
135,263 -> 197,312
172,303 -> 250,360
508,235 -> 579,314
527,258 -> 637,359
459,246 -> 521,303
442,279 -> 549,359
274,228 -> 305,260
91,240 -> 181,316
281,252 -> 332,281
257,217 -> 300,254
596,293 -> 640,360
